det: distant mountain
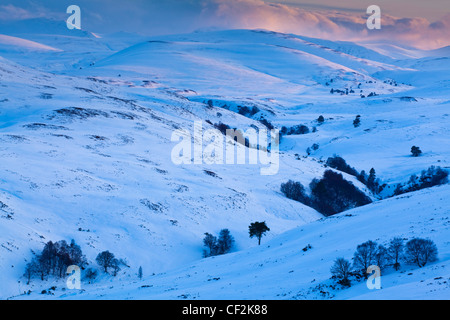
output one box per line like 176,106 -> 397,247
0,34 -> 62,52
0,18 -> 91,38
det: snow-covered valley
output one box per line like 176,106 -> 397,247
0,18 -> 449,300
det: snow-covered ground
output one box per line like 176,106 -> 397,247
0,19 -> 449,299
18,184 -> 449,300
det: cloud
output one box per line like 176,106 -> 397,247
194,0 -> 450,49
0,3 -> 63,21
0,0 -> 448,49
0,4 -> 40,20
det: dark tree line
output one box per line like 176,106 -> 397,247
325,156 -> 448,197
326,155 -> 384,194
281,170 -> 372,216
310,170 -> 372,216
280,124 -> 310,136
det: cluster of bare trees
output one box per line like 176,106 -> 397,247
331,237 -> 438,287
24,240 -> 86,283
24,240 -> 126,284
203,229 -> 235,257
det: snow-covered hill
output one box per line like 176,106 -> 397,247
16,184 -> 449,300
0,20 -> 448,300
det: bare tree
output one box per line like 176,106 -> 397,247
405,238 -> 438,267
353,240 -> 378,278
375,245 -> 389,270
203,233 -> 218,257
111,258 -> 121,277
388,237 -> 404,271
217,229 -> 234,255
96,250 -> 115,273
84,268 -> 98,283
330,258 -> 352,287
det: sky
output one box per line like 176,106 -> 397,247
0,0 -> 449,49
274,0 -> 449,22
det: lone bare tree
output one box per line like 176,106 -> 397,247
330,257 -> 352,287
96,250 -> 115,273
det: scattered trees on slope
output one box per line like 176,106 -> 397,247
394,166 -> 448,196
331,237 -> 438,287
325,155 -> 448,198
23,241 -> 128,285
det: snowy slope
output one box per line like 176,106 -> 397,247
0,21 -> 448,300
94,30 -> 410,99
91,29 -> 450,187
0,54 -> 324,299
0,34 -> 62,52
11,184 -> 450,300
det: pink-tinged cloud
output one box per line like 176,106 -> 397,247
0,1 -> 447,49
0,4 -> 39,20
0,4 -> 63,22
197,0 -> 450,49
